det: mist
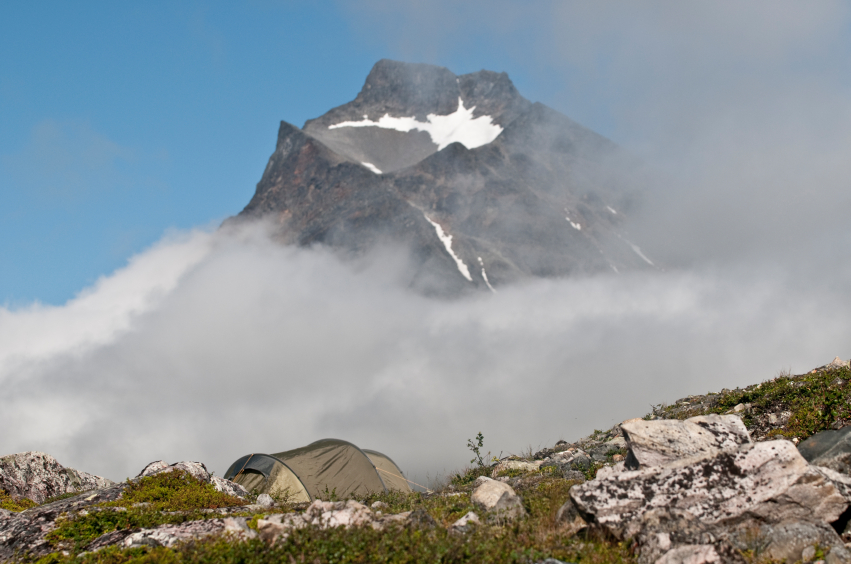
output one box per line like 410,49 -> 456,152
3,2 -> 851,486
0,220 -> 848,485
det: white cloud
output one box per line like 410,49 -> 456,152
0,222 -> 848,486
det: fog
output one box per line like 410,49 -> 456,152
0,220 -> 848,484
2,2 -> 851,485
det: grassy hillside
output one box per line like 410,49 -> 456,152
7,362 -> 849,564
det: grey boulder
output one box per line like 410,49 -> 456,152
798,425 -> 851,475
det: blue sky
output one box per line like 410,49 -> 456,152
6,2 -> 850,305
0,1 -> 589,305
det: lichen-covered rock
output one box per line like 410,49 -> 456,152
724,520 -> 844,563
620,415 -> 750,470
826,545 -> 851,564
470,476 -> 525,520
0,481 -> 128,560
210,476 -> 249,499
136,460 -> 170,477
257,500 -> 381,543
570,440 -> 847,540
0,451 -> 113,504
122,517 -> 256,549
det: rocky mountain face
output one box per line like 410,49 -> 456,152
232,59 -> 654,294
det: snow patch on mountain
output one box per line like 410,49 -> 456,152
329,98 -> 502,150
627,241 -> 654,266
478,257 -> 496,293
424,214 -> 472,281
566,217 -> 582,231
361,162 -> 382,174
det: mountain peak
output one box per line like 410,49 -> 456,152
235,60 -> 652,295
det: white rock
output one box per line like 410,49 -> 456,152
595,461 -> 625,480
123,517 -> 256,549
606,436 -> 628,449
491,460 -> 542,476
655,544 -> 722,563
621,414 -> 751,469
303,500 -> 374,528
256,493 -> 274,507
210,475 -> 249,499
470,476 -> 525,519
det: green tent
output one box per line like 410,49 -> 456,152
223,439 -> 412,501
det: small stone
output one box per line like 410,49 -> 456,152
612,454 -> 624,462
732,403 -> 745,413
256,493 -> 274,507
655,544 -> 723,563
801,545 -> 817,561
371,501 -> 388,510
449,511 -> 480,533
491,460 -> 542,476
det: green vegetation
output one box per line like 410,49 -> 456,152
45,470 -> 247,553
36,470 -> 632,564
22,365 -> 851,563
42,492 -> 84,505
35,528 -> 634,564
0,488 -> 37,512
466,432 -> 488,467
652,365 -> 851,442
109,470 -> 246,512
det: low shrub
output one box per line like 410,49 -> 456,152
0,488 -> 37,512
45,470 -> 247,552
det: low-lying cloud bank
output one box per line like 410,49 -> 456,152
1,221 -> 848,485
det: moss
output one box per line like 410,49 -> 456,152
40,520 -> 636,564
42,492 -> 85,505
0,488 -> 37,512
110,470 -> 246,512
45,470 -> 247,553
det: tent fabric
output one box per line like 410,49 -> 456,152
223,439 -> 410,500
223,453 -> 311,503
273,439 -> 387,499
362,449 -> 412,493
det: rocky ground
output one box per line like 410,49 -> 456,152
2,358 -> 851,563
